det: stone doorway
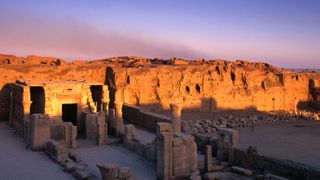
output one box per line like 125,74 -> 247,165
90,85 -> 103,112
62,104 -> 77,126
30,86 -> 45,115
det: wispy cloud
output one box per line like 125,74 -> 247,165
0,11 -> 205,61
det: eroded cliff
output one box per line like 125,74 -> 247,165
0,54 -> 319,121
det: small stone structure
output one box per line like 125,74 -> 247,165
29,114 -> 51,150
85,111 -> 107,145
97,164 -> 133,180
156,122 -> 198,180
46,140 -> 69,163
27,114 -> 77,150
217,128 -> 239,162
8,80 -> 109,134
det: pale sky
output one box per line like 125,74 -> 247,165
0,0 -> 320,68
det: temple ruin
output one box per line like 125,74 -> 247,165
0,54 -> 319,179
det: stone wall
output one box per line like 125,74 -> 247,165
233,148 -> 320,180
111,62 -> 320,113
1,54 -> 320,122
123,104 -> 171,131
123,124 -> 156,162
26,114 -> 77,150
0,55 -> 107,121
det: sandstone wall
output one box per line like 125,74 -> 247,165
0,60 -> 106,121
111,61 -> 320,113
1,54 -> 319,121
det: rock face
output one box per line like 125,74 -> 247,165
109,58 -> 320,113
0,54 -> 319,121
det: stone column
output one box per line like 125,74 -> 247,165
102,85 -> 110,111
156,122 -> 173,180
115,101 -> 124,136
294,99 -> 298,114
170,103 -> 183,134
205,145 -> 212,172
22,86 -> 31,120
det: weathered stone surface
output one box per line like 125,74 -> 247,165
1,54 -> 319,123
97,164 -> 133,180
46,140 -> 68,163
231,166 -> 253,176
204,172 -> 220,180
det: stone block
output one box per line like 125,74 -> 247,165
231,166 -> 253,176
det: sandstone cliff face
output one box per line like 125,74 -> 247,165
0,54 -> 319,121
108,58 -> 320,113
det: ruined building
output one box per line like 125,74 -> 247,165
0,54 -> 320,179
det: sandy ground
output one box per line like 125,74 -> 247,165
237,121 -> 320,168
0,122 -> 74,180
72,140 -> 157,180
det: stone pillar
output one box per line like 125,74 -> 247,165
205,145 -> 212,172
170,103 -> 183,134
181,134 -> 198,175
124,124 -> 135,142
97,112 -> 108,145
64,122 -> 77,148
157,122 -> 173,180
294,99 -> 298,114
115,101 -> 124,136
102,85 -> 110,111
30,114 -> 51,151
85,113 -> 98,140
22,86 -> 31,120
172,137 -> 185,177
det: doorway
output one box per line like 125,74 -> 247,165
30,86 -> 45,115
62,104 -> 77,126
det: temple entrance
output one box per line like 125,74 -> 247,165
62,104 -> 77,126
30,86 -> 45,115
90,85 -> 103,112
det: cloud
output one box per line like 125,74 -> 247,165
0,11 -> 204,61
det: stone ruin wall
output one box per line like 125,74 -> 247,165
112,62 -> 320,113
0,56 -> 107,121
1,54 -> 320,121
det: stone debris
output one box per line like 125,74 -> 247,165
181,111 -> 320,134
46,140 -> 68,163
203,172 -> 220,180
231,166 -> 253,176
256,173 -> 290,180
97,164 -> 133,180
